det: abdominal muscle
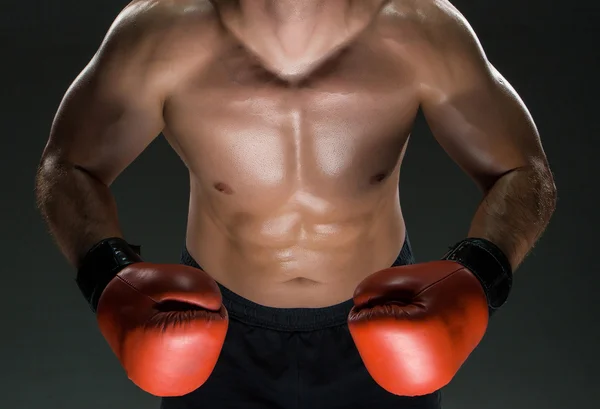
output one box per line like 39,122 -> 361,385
185,179 -> 406,308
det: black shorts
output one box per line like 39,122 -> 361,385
163,237 -> 442,409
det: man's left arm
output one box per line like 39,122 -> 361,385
348,12 -> 557,395
418,12 -> 557,271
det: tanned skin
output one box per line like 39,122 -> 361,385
36,0 -> 556,308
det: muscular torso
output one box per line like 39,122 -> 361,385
138,1 -> 429,307
44,0 -> 546,306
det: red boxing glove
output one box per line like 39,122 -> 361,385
348,260 -> 489,397
76,238 -> 228,397
97,263 -> 228,396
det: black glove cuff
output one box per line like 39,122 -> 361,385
75,237 -> 143,313
442,238 -> 513,316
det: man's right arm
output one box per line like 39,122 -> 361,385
36,5 -> 167,266
34,5 -> 230,396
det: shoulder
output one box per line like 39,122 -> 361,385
116,0 -> 219,27
98,0 -> 222,58
377,0 -> 490,87
80,0 -> 223,97
379,0 -> 485,57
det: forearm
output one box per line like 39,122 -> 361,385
35,156 -> 124,267
467,163 -> 557,270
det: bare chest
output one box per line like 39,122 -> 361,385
163,37 -> 419,199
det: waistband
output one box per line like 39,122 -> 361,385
180,236 -> 415,332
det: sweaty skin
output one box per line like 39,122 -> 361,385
36,0 -> 556,308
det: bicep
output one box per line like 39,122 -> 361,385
418,15 -> 546,191
44,18 -> 164,185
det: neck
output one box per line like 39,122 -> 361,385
235,0 -> 350,23
214,0 -> 384,81
256,0 -> 330,21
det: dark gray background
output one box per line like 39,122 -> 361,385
2,1 -> 598,408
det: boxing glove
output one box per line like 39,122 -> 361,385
76,238 -> 228,397
348,238 -> 512,397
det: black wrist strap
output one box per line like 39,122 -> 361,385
442,238 -> 513,316
75,237 -> 143,313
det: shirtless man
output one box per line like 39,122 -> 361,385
35,0 -> 557,408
